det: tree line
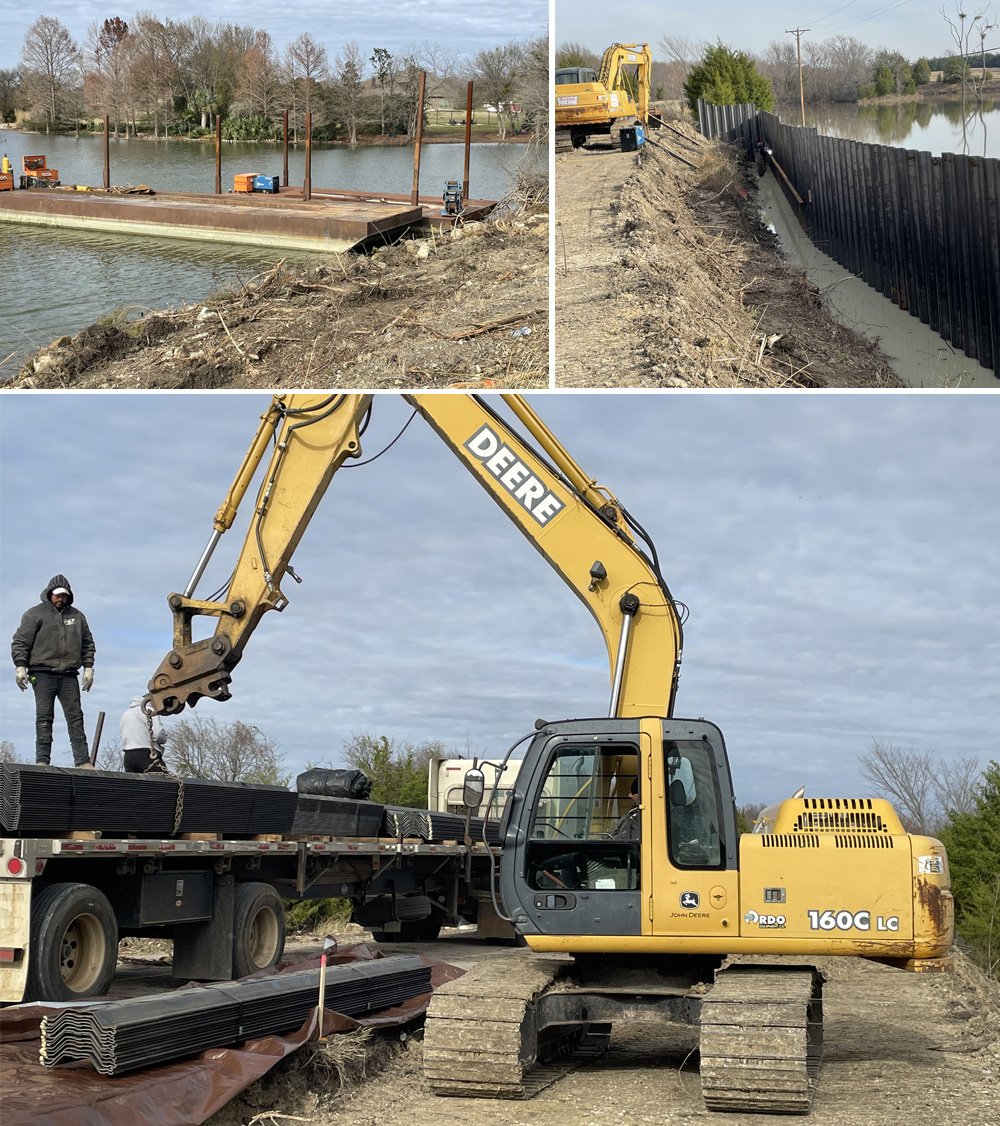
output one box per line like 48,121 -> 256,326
2,14 -> 547,144
558,31 -> 996,113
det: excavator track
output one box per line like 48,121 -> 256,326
699,965 -> 824,1115
423,956 -> 604,1098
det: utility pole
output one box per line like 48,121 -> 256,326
786,27 -> 810,126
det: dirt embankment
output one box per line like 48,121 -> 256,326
6,212 -> 548,391
555,119 -> 903,388
205,934 -> 998,1126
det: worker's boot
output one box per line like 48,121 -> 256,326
76,763 -> 96,770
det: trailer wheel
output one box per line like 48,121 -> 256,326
232,882 -> 285,978
25,882 -> 118,1001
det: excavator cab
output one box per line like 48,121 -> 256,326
555,67 -> 597,85
499,717 -> 739,947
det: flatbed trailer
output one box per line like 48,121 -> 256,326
0,833 -> 507,1004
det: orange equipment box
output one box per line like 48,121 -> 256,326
233,173 -> 257,193
0,172 -> 13,191
22,155 -> 59,181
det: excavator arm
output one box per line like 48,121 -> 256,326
147,394 -> 683,718
597,43 -> 653,124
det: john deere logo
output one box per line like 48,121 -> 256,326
680,891 -> 700,910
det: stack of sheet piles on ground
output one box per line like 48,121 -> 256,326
381,806 -> 502,844
0,763 -> 298,836
291,796 -> 385,836
39,956 -> 432,1075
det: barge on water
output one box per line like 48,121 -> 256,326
0,184 -> 497,253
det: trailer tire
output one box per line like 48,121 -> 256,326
25,882 -> 118,1002
232,882 -> 285,978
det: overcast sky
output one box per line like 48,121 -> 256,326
556,1 -> 983,66
1,392 -> 996,808
2,2 -> 547,70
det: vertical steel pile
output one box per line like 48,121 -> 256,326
697,99 -> 999,374
40,957 -> 432,1075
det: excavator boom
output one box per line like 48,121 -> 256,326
147,394 -> 682,718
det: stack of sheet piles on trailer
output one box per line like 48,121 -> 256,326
291,796 -> 385,836
39,956 -> 433,1075
0,763 -> 298,836
381,806 -> 503,844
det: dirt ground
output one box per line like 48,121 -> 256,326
146,926 -> 998,1126
6,208 -> 547,392
555,120 -> 903,388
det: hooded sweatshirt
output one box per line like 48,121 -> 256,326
11,574 -> 95,674
121,694 -> 166,750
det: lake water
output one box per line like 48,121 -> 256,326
798,98 -> 1000,158
0,132 -> 536,373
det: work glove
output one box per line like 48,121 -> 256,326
81,668 -> 94,692
15,667 -> 29,691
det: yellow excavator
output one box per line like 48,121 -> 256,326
555,42 -> 659,152
148,394 -> 953,1115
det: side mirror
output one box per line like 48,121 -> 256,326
463,768 -> 485,810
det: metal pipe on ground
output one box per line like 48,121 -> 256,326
411,71 -> 426,207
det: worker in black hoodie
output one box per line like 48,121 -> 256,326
11,574 -> 96,767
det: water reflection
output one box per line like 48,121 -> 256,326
801,99 -> 998,156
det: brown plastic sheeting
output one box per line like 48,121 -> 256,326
0,943 -> 465,1126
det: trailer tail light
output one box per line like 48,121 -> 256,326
5,858 -> 25,876
0,948 -> 23,964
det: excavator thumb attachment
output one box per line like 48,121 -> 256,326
147,636 -> 235,715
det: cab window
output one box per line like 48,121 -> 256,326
665,739 -> 725,868
524,742 -> 640,891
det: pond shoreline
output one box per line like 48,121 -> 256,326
0,125 -> 533,147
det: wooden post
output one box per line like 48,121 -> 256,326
215,115 -> 222,194
462,81 -> 473,202
410,70 -> 426,207
304,112 -> 312,201
103,116 -> 110,190
283,109 -> 289,188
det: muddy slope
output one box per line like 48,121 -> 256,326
6,213 -> 548,391
555,119 -> 903,388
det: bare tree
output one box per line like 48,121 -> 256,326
332,40 -> 367,145
21,15 -> 79,129
860,739 -> 981,833
519,34 -> 549,143
166,715 -> 287,785
468,41 -> 523,139
1,740 -> 21,763
235,30 -> 280,118
941,1 -> 997,130
285,32 -> 327,138
557,41 -> 600,69
369,46 -> 394,135
130,14 -> 185,138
